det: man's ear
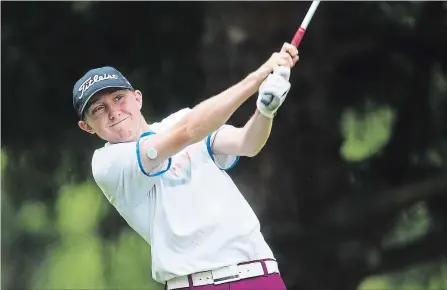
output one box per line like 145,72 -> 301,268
134,90 -> 143,109
78,120 -> 96,135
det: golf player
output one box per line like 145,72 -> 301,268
74,43 -> 298,290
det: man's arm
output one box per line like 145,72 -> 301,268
208,43 -> 298,158
210,110 -> 272,157
138,48 -> 296,174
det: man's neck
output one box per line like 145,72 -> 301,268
138,116 -> 152,135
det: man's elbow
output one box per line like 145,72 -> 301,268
238,137 -> 265,157
244,152 -> 259,158
240,147 -> 262,158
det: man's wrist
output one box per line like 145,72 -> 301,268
256,107 -> 275,119
249,69 -> 269,84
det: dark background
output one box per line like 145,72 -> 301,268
2,2 -> 447,290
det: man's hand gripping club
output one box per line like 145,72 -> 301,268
256,43 -> 299,119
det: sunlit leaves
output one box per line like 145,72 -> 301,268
31,181 -> 161,289
107,230 -> 160,289
358,276 -> 390,290
33,236 -> 107,290
340,105 -> 395,162
382,202 -> 430,248
19,201 -> 50,233
56,182 -> 106,236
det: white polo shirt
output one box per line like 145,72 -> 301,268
91,108 -> 275,283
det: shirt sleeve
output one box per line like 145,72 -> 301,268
205,125 -> 240,171
91,140 -> 170,206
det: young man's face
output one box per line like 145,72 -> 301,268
78,88 -> 145,143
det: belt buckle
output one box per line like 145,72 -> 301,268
212,265 -> 240,285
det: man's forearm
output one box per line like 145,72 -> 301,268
239,109 -> 273,157
184,72 -> 263,143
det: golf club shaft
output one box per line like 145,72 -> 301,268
291,1 -> 320,48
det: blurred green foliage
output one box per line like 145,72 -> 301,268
2,2 -> 447,290
360,259 -> 447,290
2,150 -> 161,289
340,105 -> 395,162
360,199 -> 447,289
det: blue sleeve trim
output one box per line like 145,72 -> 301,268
136,131 -> 172,177
206,134 -> 240,171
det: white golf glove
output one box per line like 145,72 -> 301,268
256,66 -> 292,119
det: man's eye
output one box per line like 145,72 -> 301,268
92,105 -> 104,114
114,95 -> 123,102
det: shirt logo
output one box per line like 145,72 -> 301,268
162,151 -> 192,187
78,73 -> 119,99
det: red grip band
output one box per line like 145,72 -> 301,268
291,27 -> 306,48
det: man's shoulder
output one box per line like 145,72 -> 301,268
91,142 -> 136,176
93,141 -> 134,159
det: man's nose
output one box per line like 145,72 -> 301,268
108,104 -> 121,120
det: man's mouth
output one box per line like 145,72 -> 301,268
110,116 -> 129,127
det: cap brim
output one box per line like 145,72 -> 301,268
78,85 -> 133,117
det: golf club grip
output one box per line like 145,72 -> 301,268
291,27 -> 306,48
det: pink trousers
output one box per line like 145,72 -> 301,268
166,260 -> 287,290
184,273 -> 287,290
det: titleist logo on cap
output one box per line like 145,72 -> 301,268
78,74 -> 119,99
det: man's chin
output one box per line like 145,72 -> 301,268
111,132 -> 138,144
